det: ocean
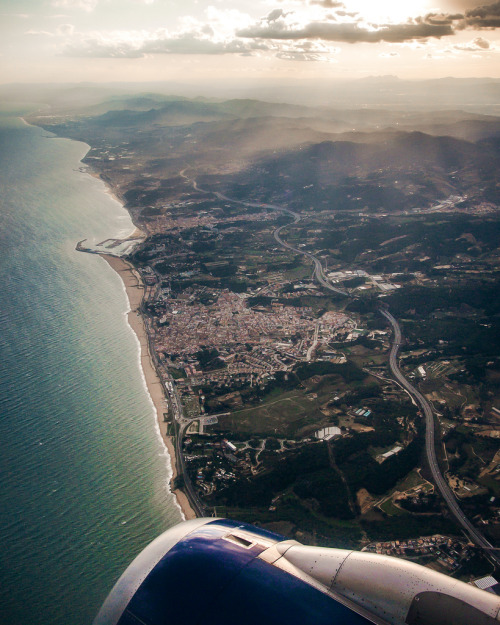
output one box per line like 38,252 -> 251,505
0,114 -> 182,625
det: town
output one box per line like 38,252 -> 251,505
34,95 -> 500,582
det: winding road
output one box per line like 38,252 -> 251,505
180,169 -> 347,296
381,308 -> 500,566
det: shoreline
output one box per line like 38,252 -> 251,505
24,116 -> 197,521
99,253 -> 196,521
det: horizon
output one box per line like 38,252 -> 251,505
3,74 -> 500,113
4,74 -> 500,85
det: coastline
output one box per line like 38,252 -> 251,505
100,253 -> 196,521
24,117 -> 197,521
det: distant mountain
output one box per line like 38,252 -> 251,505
4,77 -> 500,111
88,100 -> 233,127
215,99 -> 313,119
206,129 -> 499,212
27,90 -> 500,214
189,116 -> 334,157
49,97 -> 319,130
257,132 -> 486,179
398,119 -> 500,142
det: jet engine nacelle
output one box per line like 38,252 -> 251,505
94,518 -> 500,625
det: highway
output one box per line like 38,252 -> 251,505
210,186 -> 348,297
180,170 -> 347,296
273,220 -> 348,296
381,308 -> 500,567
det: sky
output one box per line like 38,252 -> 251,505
1,0 -> 500,84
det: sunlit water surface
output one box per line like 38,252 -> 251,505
0,115 -> 181,625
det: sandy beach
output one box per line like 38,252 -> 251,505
100,254 -> 196,520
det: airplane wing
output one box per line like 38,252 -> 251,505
94,518 -> 500,625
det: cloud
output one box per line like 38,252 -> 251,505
236,0 -> 500,46
266,9 -> 287,21
275,38 -> 339,60
51,0 -> 99,11
420,0 -> 500,30
63,30 -> 269,58
65,39 -> 142,58
275,49 -> 333,60
26,29 -> 55,37
421,12 -> 464,26
142,34 -> 266,56
335,10 -> 360,18
454,35 -> 492,48
57,23 -> 75,36
59,6 -> 265,58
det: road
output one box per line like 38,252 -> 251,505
206,194 -> 349,298
139,268 -> 206,517
174,419 -> 205,517
179,170 -> 347,295
381,308 -> 500,566
273,221 -> 348,296
163,375 -> 206,517
306,322 -> 320,362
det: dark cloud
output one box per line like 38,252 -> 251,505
266,9 -> 286,22
421,12 -> 464,26
335,10 -> 360,18
421,0 -> 500,30
237,20 -> 454,44
465,0 -> 500,27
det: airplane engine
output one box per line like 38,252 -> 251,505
94,518 -> 500,625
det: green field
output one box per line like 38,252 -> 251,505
215,388 -> 327,437
169,367 -> 186,379
394,469 -> 430,493
379,497 -> 408,516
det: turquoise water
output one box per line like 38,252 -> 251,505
0,115 -> 181,625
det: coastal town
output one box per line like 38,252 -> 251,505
31,95 -> 500,583
89,176 -> 500,583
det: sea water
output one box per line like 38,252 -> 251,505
0,115 -> 181,625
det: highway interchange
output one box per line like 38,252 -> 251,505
171,172 -> 498,562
